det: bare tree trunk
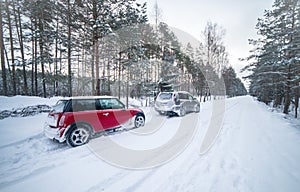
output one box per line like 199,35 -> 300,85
295,80 -> 299,118
118,51 -> 121,99
273,80 -> 282,107
283,65 -> 291,114
4,43 -> 10,72
54,13 -> 59,96
80,41 -> 86,95
92,0 -> 99,95
67,0 -> 72,97
0,2 -> 7,95
19,8 -> 28,95
40,44 -> 46,98
38,18 -> 46,98
5,0 -> 16,95
107,55 -> 111,94
91,43 -> 95,95
34,20 -> 38,96
13,3 -> 28,95
31,21 -> 35,95
95,39 -> 100,96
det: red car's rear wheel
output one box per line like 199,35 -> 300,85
66,125 -> 91,147
134,115 -> 145,128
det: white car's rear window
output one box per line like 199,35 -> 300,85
158,93 -> 172,100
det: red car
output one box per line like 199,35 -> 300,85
44,96 -> 145,147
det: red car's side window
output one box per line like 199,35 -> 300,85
94,98 -> 132,131
71,99 -> 97,112
98,98 -> 124,110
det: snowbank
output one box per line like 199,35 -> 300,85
0,95 -> 299,192
0,95 -> 62,111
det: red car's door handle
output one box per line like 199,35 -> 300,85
103,113 -> 109,116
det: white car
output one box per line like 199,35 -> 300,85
154,91 -> 200,116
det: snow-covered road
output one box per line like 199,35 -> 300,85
0,96 -> 299,192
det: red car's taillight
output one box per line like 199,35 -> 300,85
48,113 -> 64,128
58,115 -> 65,127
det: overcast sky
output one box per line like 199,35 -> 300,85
142,0 -> 274,77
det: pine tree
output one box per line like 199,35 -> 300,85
80,0 -> 147,95
222,66 -> 247,97
245,0 -> 300,117
157,22 -> 181,90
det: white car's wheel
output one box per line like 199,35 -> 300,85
195,104 -> 200,113
158,111 -> 165,116
179,106 -> 186,117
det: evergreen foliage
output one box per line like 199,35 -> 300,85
244,0 -> 300,117
0,0 -> 246,103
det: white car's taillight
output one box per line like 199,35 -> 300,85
168,101 -> 173,107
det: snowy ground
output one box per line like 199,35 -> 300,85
0,96 -> 300,192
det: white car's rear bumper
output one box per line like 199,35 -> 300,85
155,105 -> 180,115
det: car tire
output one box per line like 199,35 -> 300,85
134,114 -> 145,128
66,124 -> 91,147
179,106 -> 186,117
158,111 -> 165,116
195,104 -> 200,113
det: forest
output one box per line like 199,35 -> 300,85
245,0 -> 300,117
0,0 -> 246,101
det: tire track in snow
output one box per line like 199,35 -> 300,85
154,98 -> 248,192
0,132 -> 91,189
86,110 -> 202,192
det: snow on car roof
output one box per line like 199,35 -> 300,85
160,91 -> 191,94
63,96 -> 117,100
